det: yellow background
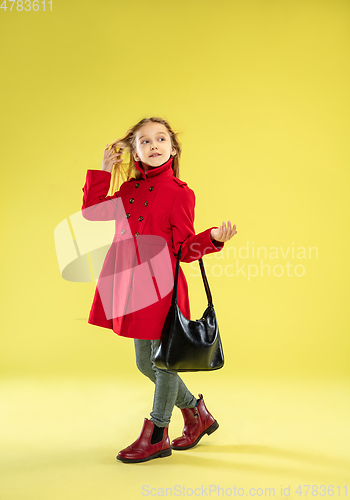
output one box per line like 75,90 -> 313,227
1,0 -> 349,498
1,0 -> 349,379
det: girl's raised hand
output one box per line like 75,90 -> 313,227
102,143 -> 124,173
211,221 -> 237,242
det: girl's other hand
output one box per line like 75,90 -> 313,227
102,143 -> 124,173
211,221 -> 237,242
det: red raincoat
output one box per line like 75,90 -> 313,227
81,156 -> 225,340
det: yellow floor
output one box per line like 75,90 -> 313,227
1,375 -> 349,500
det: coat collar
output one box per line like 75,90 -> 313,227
134,155 -> 174,182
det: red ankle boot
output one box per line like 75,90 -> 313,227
117,418 -> 172,463
171,394 -> 219,450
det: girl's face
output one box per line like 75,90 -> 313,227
133,122 -> 176,170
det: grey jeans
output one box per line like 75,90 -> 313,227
134,338 -> 197,428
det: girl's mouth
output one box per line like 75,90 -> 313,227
149,154 -> 161,157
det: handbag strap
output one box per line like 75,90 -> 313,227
172,240 -> 213,308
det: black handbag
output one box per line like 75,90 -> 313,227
154,240 -> 224,372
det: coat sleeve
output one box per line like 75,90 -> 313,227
81,169 -> 121,221
170,185 -> 225,263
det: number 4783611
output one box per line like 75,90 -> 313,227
1,0 -> 53,11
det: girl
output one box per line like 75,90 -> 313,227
81,117 -> 237,464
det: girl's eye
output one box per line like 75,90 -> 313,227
141,137 -> 166,144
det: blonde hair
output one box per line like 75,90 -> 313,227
107,116 -> 182,197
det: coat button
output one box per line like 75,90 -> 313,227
129,198 -> 135,203
135,183 -> 140,188
138,216 -> 143,221
121,229 -> 126,234
135,232 -> 139,236
126,213 -> 131,218
144,201 -> 149,206
149,186 -> 154,191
